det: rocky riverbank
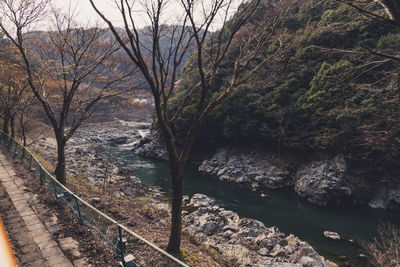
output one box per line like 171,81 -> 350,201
28,121 -> 336,266
197,148 -> 368,207
198,149 -> 292,189
184,193 -> 334,267
199,148 -> 400,211
63,121 -> 167,199
132,130 -> 400,211
27,121 -> 162,200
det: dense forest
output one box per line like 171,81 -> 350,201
170,0 -> 400,179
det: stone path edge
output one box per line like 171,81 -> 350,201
0,150 -> 74,267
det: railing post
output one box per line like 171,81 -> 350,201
13,142 -> 17,159
51,179 -> 57,197
117,225 -> 127,264
21,147 -> 25,165
0,133 -> 4,148
7,137 -> 11,152
39,167 -> 44,185
29,154 -> 33,171
74,195 -> 83,225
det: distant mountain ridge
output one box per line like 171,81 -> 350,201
26,24 -> 203,90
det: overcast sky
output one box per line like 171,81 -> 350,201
50,0 -> 242,30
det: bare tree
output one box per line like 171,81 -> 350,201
0,44 -> 32,138
101,156 -> 114,193
0,78 -> 27,137
90,0 -> 289,253
0,43 -> 36,144
17,93 -> 36,147
0,0 -> 135,184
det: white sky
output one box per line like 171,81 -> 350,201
50,0 -> 242,31
51,1 -> 130,28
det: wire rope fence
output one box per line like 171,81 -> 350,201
0,131 -> 189,267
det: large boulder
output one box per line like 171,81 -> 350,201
75,148 -> 88,156
387,188 -> 400,210
118,166 -> 135,175
132,130 -> 168,160
184,207 -> 227,236
294,154 -> 363,206
108,136 -> 129,145
190,193 -> 216,207
198,148 -> 291,189
115,176 -> 149,198
323,231 -> 340,240
368,185 -> 400,211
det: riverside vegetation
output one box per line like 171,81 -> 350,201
170,0 -> 400,189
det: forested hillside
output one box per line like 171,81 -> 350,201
170,0 -> 400,179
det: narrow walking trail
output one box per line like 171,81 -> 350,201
0,151 -> 73,267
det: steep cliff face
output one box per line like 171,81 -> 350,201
293,154 -> 366,206
196,148 -> 377,208
198,148 -> 292,189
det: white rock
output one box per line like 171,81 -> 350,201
323,231 -> 340,240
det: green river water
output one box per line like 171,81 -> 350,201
101,144 -> 400,266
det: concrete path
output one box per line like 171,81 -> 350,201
0,151 -> 74,267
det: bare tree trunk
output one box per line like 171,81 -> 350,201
2,114 -> 9,134
10,115 -> 15,138
88,0 -> 270,255
166,166 -> 184,254
20,115 -> 26,147
54,132 -> 66,184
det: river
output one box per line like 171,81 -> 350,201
99,143 -> 400,266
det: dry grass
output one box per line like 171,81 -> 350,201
65,178 -> 227,267
362,223 -> 400,267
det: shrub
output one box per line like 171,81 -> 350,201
363,224 -> 400,267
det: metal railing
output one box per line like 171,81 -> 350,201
0,131 -> 189,267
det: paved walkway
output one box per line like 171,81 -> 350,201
0,151 -> 74,267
